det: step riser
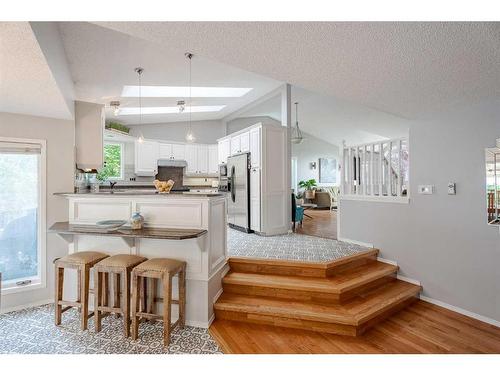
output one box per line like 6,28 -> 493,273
214,310 -> 358,336
229,252 -> 378,278
222,273 -> 397,304
214,290 -> 420,337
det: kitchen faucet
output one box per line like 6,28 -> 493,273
109,181 -> 117,193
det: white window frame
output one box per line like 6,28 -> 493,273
340,137 -> 410,204
0,137 -> 47,295
103,141 -> 125,181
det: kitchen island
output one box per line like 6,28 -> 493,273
53,192 -> 227,328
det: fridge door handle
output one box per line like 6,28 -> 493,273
230,165 -> 236,203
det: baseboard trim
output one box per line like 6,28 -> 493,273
396,275 -> 421,286
213,288 -> 224,304
0,298 -> 53,315
377,256 -> 398,266
420,295 -> 500,328
337,237 -> 373,248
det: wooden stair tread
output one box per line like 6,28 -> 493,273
229,248 -> 379,269
223,261 -> 398,294
215,279 -> 422,326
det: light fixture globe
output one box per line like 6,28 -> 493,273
291,102 -> 304,144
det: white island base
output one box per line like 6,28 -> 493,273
56,193 -> 228,328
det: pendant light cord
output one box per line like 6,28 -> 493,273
139,70 -> 142,126
189,54 -> 192,134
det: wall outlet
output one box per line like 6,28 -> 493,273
447,182 -> 456,195
418,185 -> 434,194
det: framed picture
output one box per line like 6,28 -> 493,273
319,158 -> 337,184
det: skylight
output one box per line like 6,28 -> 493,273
121,86 -> 252,98
118,105 -> 226,115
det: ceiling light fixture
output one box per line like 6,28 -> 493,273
135,67 -> 145,143
185,53 -> 196,143
121,86 -> 252,98
291,102 -> 304,144
110,100 -> 121,116
118,105 -> 225,115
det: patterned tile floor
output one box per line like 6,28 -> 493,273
227,228 -> 368,262
0,304 -> 221,354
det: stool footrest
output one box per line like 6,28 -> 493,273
58,300 -> 81,308
97,306 -> 122,314
136,312 -> 163,321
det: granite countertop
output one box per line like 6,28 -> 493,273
49,222 -> 207,240
54,189 -> 222,197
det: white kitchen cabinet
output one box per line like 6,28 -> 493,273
208,145 -> 219,174
218,138 -> 230,164
249,127 -> 261,168
159,143 -> 186,160
185,144 -> 198,174
171,144 -> 186,160
250,167 -> 261,231
230,135 -> 241,155
197,145 -> 208,174
135,140 -> 159,176
159,143 -> 173,159
239,131 -> 250,152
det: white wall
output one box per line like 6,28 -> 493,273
339,98 -> 500,323
128,120 -> 225,144
226,116 -> 281,135
0,112 -> 75,311
291,132 -> 340,188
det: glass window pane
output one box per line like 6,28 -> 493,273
0,153 -> 39,283
101,143 -> 123,180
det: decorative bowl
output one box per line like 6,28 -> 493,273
95,220 -> 127,230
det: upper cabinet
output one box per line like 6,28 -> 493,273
159,143 -> 186,160
208,145 -> 219,174
218,138 -> 230,164
75,101 -> 105,171
135,140 -> 159,176
240,131 -> 250,153
249,127 -> 261,168
230,135 -> 241,155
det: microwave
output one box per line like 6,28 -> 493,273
218,163 -> 228,177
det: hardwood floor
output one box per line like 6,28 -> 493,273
295,209 -> 337,239
210,300 -> 500,354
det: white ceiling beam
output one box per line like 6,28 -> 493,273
30,22 -> 75,119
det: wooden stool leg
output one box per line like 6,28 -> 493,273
114,272 -> 121,318
102,272 -> 109,307
163,274 -> 172,347
54,266 -> 64,325
80,265 -> 90,331
147,278 -> 157,314
123,270 -> 131,337
94,269 -> 103,332
131,273 -> 140,340
140,277 -> 147,313
77,269 -> 82,313
178,267 -> 186,329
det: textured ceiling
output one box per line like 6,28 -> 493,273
0,22 -> 73,120
239,86 -> 409,145
58,22 -> 282,124
96,22 -> 500,120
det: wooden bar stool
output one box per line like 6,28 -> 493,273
54,251 -> 109,330
131,258 -> 187,346
93,254 -> 147,337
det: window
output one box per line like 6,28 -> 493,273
0,138 -> 46,291
341,138 -> 409,202
101,142 -> 124,180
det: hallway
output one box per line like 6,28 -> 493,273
296,209 -> 338,239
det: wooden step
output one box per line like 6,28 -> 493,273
223,261 -> 398,303
228,249 -> 379,278
214,279 -> 421,336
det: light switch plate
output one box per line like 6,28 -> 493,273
418,185 -> 434,194
447,182 -> 456,195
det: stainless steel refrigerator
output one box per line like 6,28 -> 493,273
227,153 -> 251,232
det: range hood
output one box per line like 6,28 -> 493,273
157,159 -> 187,168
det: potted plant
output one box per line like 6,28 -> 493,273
299,179 -> 317,200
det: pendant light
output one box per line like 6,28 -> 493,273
291,101 -> 304,144
185,53 -> 196,143
135,67 -> 145,143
